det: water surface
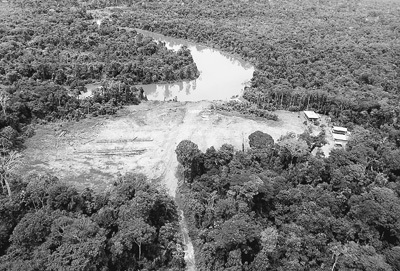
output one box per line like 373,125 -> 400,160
135,29 -> 254,102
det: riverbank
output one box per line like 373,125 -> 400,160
132,28 -> 255,101
86,8 -> 255,102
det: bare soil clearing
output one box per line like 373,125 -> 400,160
22,101 -> 307,196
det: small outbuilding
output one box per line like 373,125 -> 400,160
332,126 -> 347,135
332,126 -> 349,144
304,111 -> 320,122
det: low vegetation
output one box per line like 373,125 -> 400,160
213,101 -> 278,121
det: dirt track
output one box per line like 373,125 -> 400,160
22,101 -> 307,195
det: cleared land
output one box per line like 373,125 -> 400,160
21,101 -> 309,196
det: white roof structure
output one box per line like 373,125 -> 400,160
333,126 -> 348,133
333,134 -> 348,141
304,111 -> 319,119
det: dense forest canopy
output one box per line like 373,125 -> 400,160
0,173 -> 186,270
176,130 -> 400,270
0,0 -> 199,151
0,1 -> 198,87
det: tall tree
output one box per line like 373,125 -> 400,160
0,151 -> 21,199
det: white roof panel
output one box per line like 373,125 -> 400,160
333,126 -> 347,132
333,134 -> 348,141
304,111 -> 319,119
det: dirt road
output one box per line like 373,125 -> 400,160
22,101 -> 306,195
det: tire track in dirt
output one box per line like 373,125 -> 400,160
160,103 -> 205,271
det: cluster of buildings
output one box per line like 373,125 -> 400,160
304,111 -> 349,148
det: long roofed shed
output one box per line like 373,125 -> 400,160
304,111 -> 319,120
332,126 -> 348,141
332,126 -> 348,134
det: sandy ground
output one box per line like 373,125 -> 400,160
21,101 -> 308,195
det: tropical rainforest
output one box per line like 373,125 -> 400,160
107,0 -> 400,129
176,129 -> 400,270
0,0 -> 199,150
0,173 -> 185,270
1,0 -> 400,270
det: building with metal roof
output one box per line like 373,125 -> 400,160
332,126 -> 349,142
332,126 -> 348,135
304,111 -> 320,120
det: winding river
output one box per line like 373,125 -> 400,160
135,29 -> 254,101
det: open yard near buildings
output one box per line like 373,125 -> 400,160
21,101 -> 308,195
